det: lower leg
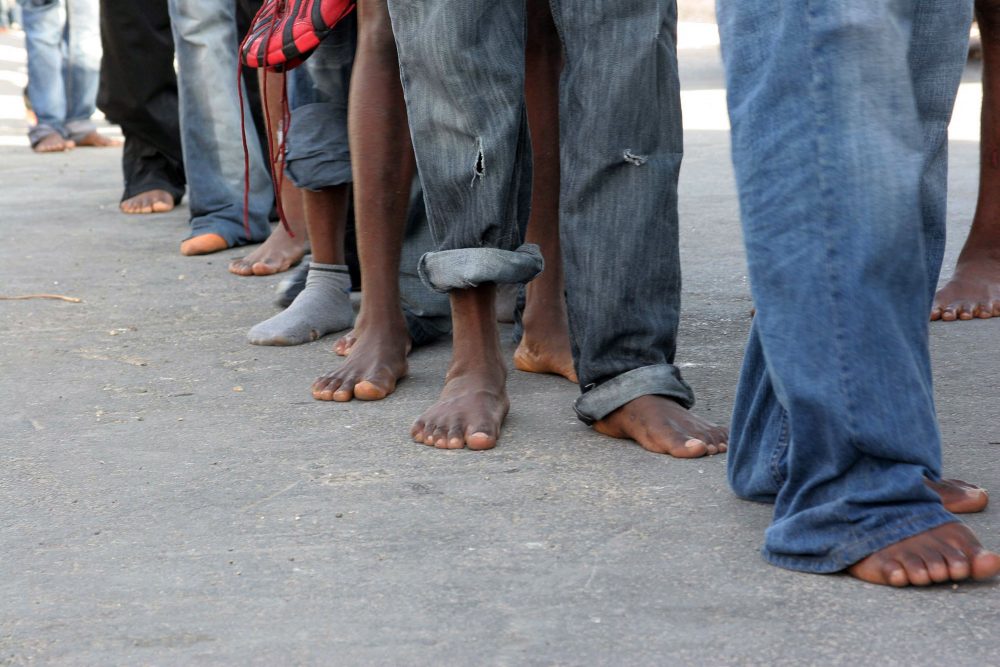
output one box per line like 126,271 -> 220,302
513,0 -> 577,383
314,0 -> 416,402
411,285 -> 509,451
932,1 -> 1000,320
231,70 -> 309,276
247,185 -> 353,345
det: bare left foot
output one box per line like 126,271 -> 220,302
120,189 -> 175,214
847,522 -> 1000,587
74,130 -> 122,148
229,222 -> 307,276
594,395 -> 728,458
931,251 -> 1000,321
180,233 -> 228,256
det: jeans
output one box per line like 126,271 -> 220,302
388,0 -> 694,421
167,0 -> 272,245
717,0 -> 973,573
284,14 -> 355,192
98,0 -> 185,203
18,0 -> 100,146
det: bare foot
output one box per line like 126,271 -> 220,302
848,522 -> 1000,586
32,134 -> 74,153
180,233 -> 228,256
928,478 -> 989,514
594,395 -> 728,458
312,313 -> 411,402
333,330 -> 358,357
931,251 -> 1000,321
229,223 -> 307,276
514,336 -> 578,383
120,189 -> 175,215
74,130 -> 122,148
411,361 -> 509,451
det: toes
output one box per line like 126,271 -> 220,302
930,306 -> 942,321
332,378 -> 358,402
228,259 -> 254,276
446,425 -> 465,449
881,559 -> 910,587
898,551 -> 932,586
312,377 -> 343,401
430,425 -> 450,448
921,549 -> 950,583
941,308 -> 958,321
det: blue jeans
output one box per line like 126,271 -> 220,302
388,0 -> 694,420
167,0 -> 272,245
718,0 -> 973,573
18,0 -> 100,146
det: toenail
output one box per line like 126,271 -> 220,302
685,439 -> 706,449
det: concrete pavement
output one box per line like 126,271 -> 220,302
1,20 -> 999,667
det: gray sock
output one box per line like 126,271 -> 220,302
248,263 -> 354,346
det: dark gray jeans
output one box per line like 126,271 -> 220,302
388,0 -> 694,422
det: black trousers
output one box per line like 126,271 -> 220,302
97,0 -> 185,203
97,0 -> 267,203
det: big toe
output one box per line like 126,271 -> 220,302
971,550 -> 1000,580
354,378 -> 394,401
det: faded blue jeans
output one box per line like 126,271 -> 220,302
167,0 -> 272,245
718,0 -> 973,573
18,0 -> 100,146
388,0 -> 694,420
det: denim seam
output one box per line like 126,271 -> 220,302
767,408 -> 790,489
806,0 -> 863,445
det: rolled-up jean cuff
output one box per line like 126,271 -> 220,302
417,244 -> 544,294
66,119 -> 99,142
573,364 -> 695,425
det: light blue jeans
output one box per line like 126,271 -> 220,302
718,0 -> 973,573
18,0 -> 100,146
167,0 -> 272,245
388,0 -> 694,421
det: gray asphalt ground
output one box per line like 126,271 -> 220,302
2,13 -> 1000,667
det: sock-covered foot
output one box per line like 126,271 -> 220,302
248,263 -> 354,346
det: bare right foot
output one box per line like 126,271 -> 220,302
312,313 -> 411,402
594,395 -> 728,458
120,189 -> 175,214
931,251 -> 1000,320
848,522 -> 1000,586
32,134 -> 74,153
514,335 -> 578,383
229,222 -> 307,276
928,478 -> 989,514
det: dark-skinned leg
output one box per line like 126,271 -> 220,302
411,285 -> 509,451
313,0 -> 416,402
230,69 -> 309,276
932,0 -> 1000,321
513,0 -> 577,383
